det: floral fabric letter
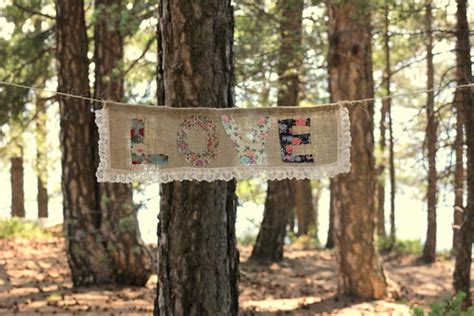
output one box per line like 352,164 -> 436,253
177,115 -> 219,167
130,119 -> 168,165
278,118 -> 314,163
221,114 -> 272,166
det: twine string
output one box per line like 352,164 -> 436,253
0,79 -> 473,108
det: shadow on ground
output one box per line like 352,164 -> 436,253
0,238 -> 471,315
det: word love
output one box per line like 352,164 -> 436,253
95,102 -> 351,183
130,115 -> 313,167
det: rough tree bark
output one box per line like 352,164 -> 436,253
251,0 -> 304,262
10,155 -> 25,218
453,0 -> 473,308
56,0 -> 113,286
327,2 -> 387,299
36,95 -> 48,218
154,4 -> 164,312
422,1 -> 437,264
155,0 -> 239,315
93,0 -> 153,286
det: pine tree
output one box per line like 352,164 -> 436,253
93,0 -> 153,286
56,0 -> 113,285
453,0 -> 473,308
422,1 -> 437,264
155,0 -> 239,314
327,1 -> 387,299
251,0 -> 304,263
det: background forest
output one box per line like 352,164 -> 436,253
0,0 -> 473,315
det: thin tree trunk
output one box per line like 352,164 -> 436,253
93,0 -> 153,286
11,155 -> 25,218
327,2 -> 387,299
326,180 -> 336,249
252,181 -> 293,262
386,4 -> 396,246
251,0 -> 304,262
376,172 -> 386,238
156,0 -> 164,107
289,208 -> 296,234
377,4 -> 391,240
388,99 -> 396,245
35,95 -> 48,218
37,178 -> 48,218
453,0 -> 473,308
452,89 -> 464,250
155,0 -> 239,314
422,1 -> 437,264
294,179 -> 316,236
312,181 -> 321,240
56,0 -> 113,286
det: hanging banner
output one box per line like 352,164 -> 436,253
95,102 -> 351,183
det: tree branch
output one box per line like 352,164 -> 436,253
12,1 -> 55,20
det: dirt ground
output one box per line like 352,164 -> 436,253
0,237 -> 472,315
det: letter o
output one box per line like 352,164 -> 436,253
176,115 -> 219,167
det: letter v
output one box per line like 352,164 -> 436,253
220,114 -> 272,166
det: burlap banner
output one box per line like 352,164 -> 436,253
95,102 -> 351,183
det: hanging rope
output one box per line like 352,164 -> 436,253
0,79 -> 473,108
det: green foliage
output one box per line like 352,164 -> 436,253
0,218 -> 51,240
236,180 -> 266,205
234,0 -> 280,107
0,0 -> 54,128
378,237 -> 423,255
410,292 -> 474,316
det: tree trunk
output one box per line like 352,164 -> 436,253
251,0 -> 304,262
156,0 -> 164,107
388,100 -> 396,245
386,3 -> 396,246
93,0 -> 153,286
326,180 -> 336,249
453,0 -> 473,308
56,0 -> 113,286
376,174 -> 386,238
377,4 -> 392,240
289,208 -> 296,234
452,90 -> 464,249
154,5 -> 164,311
252,180 -> 293,262
294,180 -> 316,236
35,95 -> 48,218
10,156 -> 25,218
422,1 -> 437,264
327,2 -> 387,299
155,1 -> 239,315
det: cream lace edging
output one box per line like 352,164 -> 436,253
95,106 -> 351,183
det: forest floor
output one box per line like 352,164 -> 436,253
0,234 -> 472,315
